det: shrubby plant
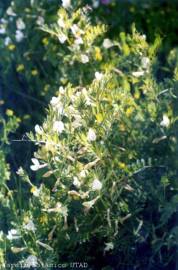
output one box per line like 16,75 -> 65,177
0,0 -> 177,128
0,0 -> 108,130
0,2 -> 178,270
1,5 -> 177,269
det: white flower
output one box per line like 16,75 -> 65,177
104,242 -> 114,252
81,54 -> 89,64
62,0 -> 71,9
71,24 -> 79,36
86,98 -> 95,107
79,169 -> 88,178
16,167 -> 24,176
31,186 -> 41,197
36,16 -> 44,26
30,0 -> 35,6
4,37 -> 11,46
15,30 -> 24,42
73,177 -> 81,188
95,71 -> 103,80
82,196 -> 99,210
132,71 -> 144,77
53,121 -> 65,133
160,115 -> 170,128
58,18 -> 65,28
103,38 -> 113,49
0,18 -> 8,24
59,86 -> 65,94
16,18 -> 26,30
30,158 -> 47,171
24,255 -> 38,268
67,105 -> 77,115
36,240 -> 53,251
75,37 -> 83,45
92,179 -> 102,191
0,27 -> 6,34
44,203 -> 68,216
50,97 -> 64,114
23,220 -> 36,232
50,96 -> 60,106
71,24 -> 84,37
0,231 -> 3,241
35,124 -> 43,135
33,188 -> 40,197
72,115 -> 82,129
87,128 -> 97,142
58,33 -> 67,44
92,0 -> 100,8
141,57 -> 150,69
6,7 -> 16,16
7,229 -> 21,240
81,87 -> 88,96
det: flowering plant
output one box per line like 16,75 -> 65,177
0,2 -> 178,270
5,11 -> 177,268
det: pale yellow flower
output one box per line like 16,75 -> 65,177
118,162 -> 126,169
6,109 -> 14,116
94,47 -> 102,61
31,69 -> 38,76
8,44 -> 16,51
16,64 -> 24,72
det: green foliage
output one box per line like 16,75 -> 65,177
0,1 -> 178,270
0,112 -> 20,187
2,8 -> 176,268
0,0 -> 60,131
0,150 -> 10,184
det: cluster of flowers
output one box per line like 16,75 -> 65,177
0,1 -> 45,47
